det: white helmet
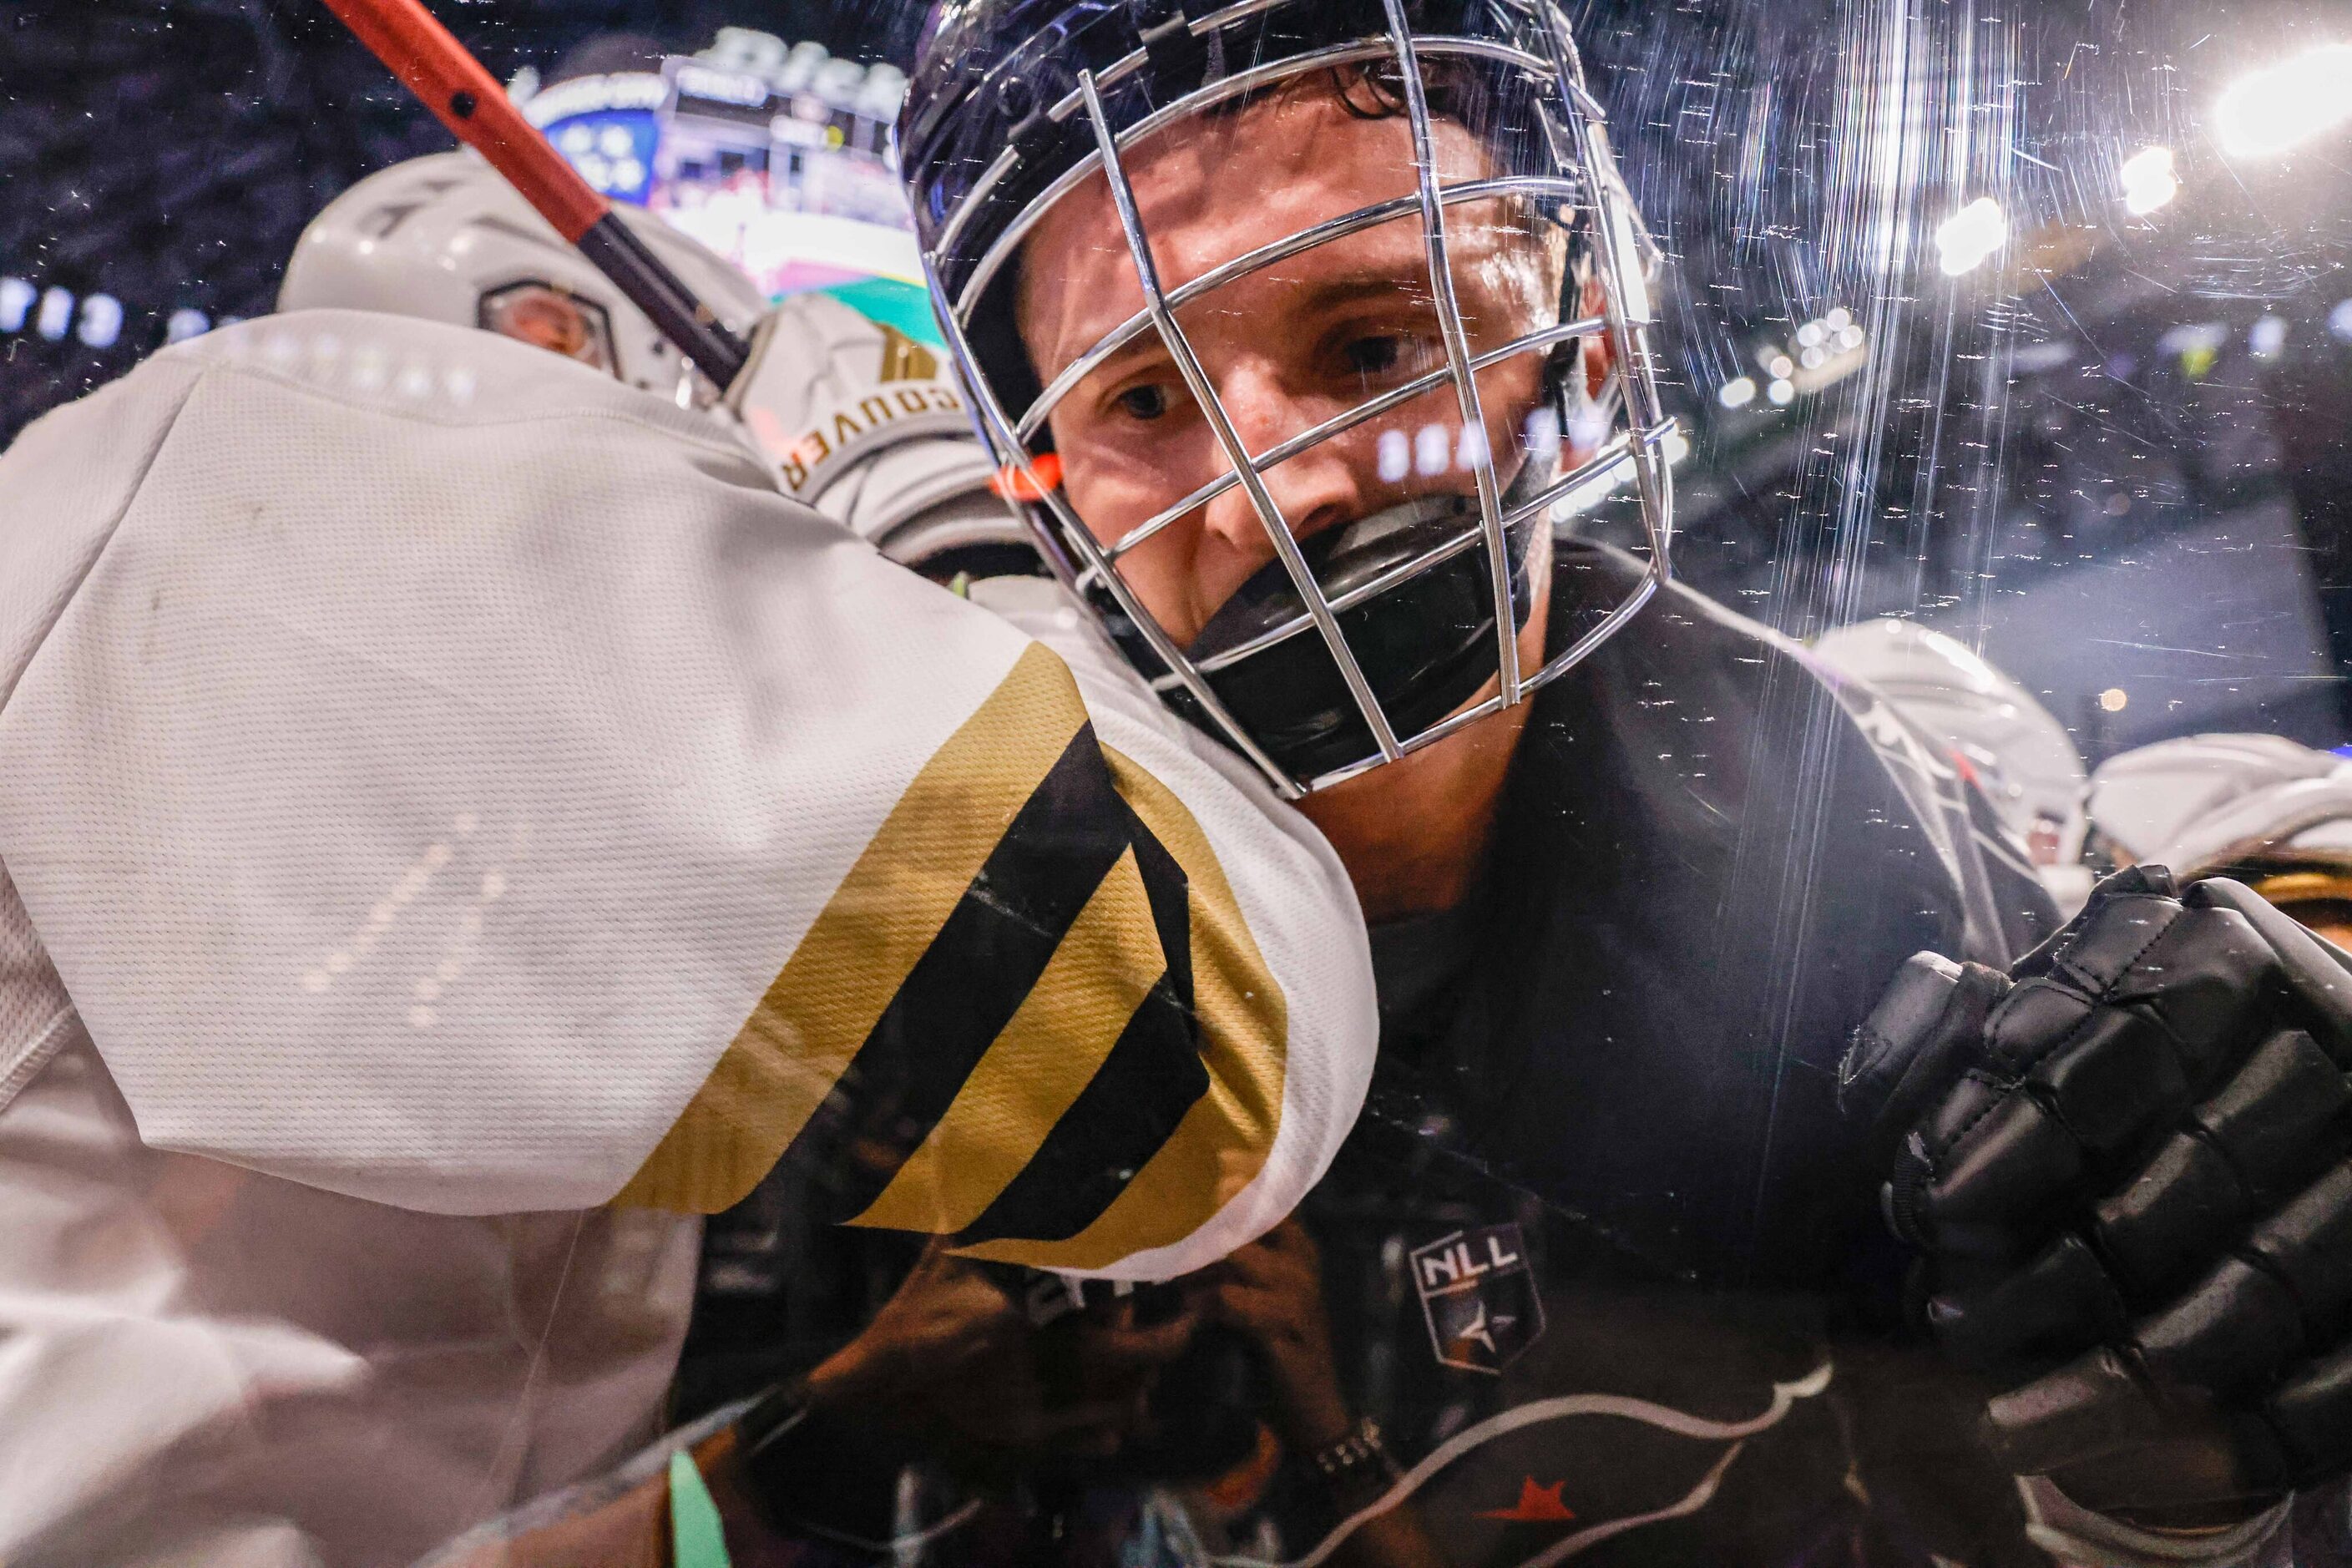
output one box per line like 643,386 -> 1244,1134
281,153 -> 1030,581
2087,733 -> 2352,879
1814,619 -> 2091,879
279,151 -> 769,402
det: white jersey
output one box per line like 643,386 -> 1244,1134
0,311 -> 1374,1565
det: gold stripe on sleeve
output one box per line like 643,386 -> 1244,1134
847,843 -> 1164,1236
612,641 -> 1089,1213
951,746 -> 1287,1270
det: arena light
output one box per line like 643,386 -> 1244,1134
2214,43 -> 2352,159
2120,146 -> 2179,215
1718,376 -> 1758,409
1936,198 -> 2009,276
75,293 -> 124,349
35,287 -> 73,342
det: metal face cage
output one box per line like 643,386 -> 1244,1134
905,0 -> 1677,797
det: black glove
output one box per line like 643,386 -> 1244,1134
1839,864 -> 2352,1529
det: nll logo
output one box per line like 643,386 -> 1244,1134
1412,1223 -> 1545,1375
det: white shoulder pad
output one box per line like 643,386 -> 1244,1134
726,291 -> 989,512
0,313 -> 1371,1278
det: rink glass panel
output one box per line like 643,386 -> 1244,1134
8,1 -> 2352,1563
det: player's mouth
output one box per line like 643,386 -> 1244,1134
1177,492 -> 1540,780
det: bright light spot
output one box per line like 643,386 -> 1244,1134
1415,423 -> 1450,477
1839,325 -> 1867,351
2214,44 -> 2352,159
36,287 -> 73,342
1663,430 -> 1692,464
1565,398 -> 1612,450
74,293 -> 123,349
1767,377 -> 1797,406
1718,376 -> 1758,409
1607,203 -> 1655,325
2100,687 -> 2130,713
2121,145 -> 2179,215
1937,198 -> 2010,276
1378,428 -> 1412,483
2330,300 -> 2352,343
164,307 -> 210,343
1455,423 -> 1489,472
1768,354 -> 1796,381
1799,345 -> 1827,371
2251,315 -> 2289,358
0,277 -> 32,334
1796,321 -> 1826,348
1523,407 -> 1561,468
1825,307 -> 1853,331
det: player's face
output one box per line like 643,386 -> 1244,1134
1016,83 -> 1563,648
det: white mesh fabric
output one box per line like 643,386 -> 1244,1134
0,312 -> 1044,1214
0,310 -> 1373,1270
972,576 -> 1376,1278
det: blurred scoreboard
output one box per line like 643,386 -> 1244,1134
522,28 -> 936,344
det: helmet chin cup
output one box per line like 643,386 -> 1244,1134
1099,491 -> 1539,782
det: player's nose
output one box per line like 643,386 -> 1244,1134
1199,363 -> 1368,566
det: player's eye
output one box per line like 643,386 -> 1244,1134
1343,336 -> 1405,377
1339,331 -> 1441,386
1114,383 -> 1173,421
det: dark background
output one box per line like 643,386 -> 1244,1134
5,0 -> 2349,756
0,0 -> 926,427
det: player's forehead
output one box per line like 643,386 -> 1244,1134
1014,82 -> 1505,377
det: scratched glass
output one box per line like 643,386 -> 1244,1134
8,1 -> 2352,1565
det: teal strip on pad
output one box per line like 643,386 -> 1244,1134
668,1449 -> 733,1568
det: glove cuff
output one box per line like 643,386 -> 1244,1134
2017,1475 -> 2292,1568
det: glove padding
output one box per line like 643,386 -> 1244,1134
1840,865 -> 2352,1526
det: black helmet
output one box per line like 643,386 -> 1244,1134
901,0 -> 1675,795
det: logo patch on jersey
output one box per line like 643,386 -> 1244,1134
1413,1223 -> 1545,1374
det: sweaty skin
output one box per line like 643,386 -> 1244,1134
1017,83 -> 1566,920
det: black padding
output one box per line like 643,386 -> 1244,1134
2093,1131 -> 2246,1303
2196,1030 -> 2349,1201
1865,872 -> 2352,1512
2109,906 -> 2281,1080
1928,1232 -> 2127,1376
2244,1161 -> 2352,1325
2130,1258 -> 2305,1395
1984,977 -> 2097,1076
2030,1006 -> 2191,1153
1984,1344 -> 2164,1475
1839,952 -> 1999,1147
2266,1340 -> 2352,1481
2047,894 -> 2188,998
2192,878 -> 2352,1060
1921,1088 -> 2085,1256
2044,1419 -> 2292,1520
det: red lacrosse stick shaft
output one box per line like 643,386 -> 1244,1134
315,0 -> 751,386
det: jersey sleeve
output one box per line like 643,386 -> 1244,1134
0,311 -> 1374,1278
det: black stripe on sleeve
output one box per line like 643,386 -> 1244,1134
787,724 -> 1135,1224
950,799 -> 1210,1247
